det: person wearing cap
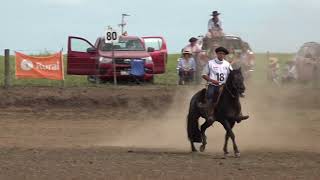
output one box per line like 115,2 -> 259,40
201,47 -> 248,123
202,11 -> 224,50
208,11 -> 223,37
177,50 -> 196,85
184,37 -> 203,83
202,46 -> 232,103
184,37 -> 202,55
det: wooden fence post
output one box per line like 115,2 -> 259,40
4,49 -> 11,89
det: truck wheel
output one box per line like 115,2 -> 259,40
87,75 -> 97,83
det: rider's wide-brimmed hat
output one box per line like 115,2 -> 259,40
215,47 -> 229,55
211,11 -> 221,16
182,49 -> 192,55
189,37 -> 198,43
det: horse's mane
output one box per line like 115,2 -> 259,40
226,68 -> 241,85
198,88 -> 207,103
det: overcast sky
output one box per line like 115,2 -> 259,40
1,0 -> 320,53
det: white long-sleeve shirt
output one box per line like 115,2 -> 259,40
202,58 -> 232,85
208,19 -> 222,31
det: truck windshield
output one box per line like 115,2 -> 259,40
100,38 -> 145,51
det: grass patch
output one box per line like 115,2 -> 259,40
0,53 -> 295,87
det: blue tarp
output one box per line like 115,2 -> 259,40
130,59 -> 145,76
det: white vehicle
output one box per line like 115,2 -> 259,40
294,42 -> 320,81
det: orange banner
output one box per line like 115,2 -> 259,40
15,52 -> 64,80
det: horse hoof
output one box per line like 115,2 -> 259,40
200,145 -> 206,152
235,152 -> 241,158
191,147 -> 198,152
192,149 -> 198,152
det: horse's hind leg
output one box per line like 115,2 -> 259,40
199,120 -> 214,152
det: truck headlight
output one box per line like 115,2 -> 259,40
99,57 -> 112,64
142,56 -> 153,64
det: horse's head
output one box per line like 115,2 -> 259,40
227,68 -> 246,96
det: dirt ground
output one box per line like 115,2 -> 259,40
0,84 -> 319,180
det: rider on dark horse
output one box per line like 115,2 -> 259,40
201,46 -> 249,123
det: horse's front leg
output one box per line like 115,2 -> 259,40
190,141 -> 197,152
221,121 -> 240,157
223,133 -> 230,157
199,119 -> 214,152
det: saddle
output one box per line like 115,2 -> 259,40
197,85 -> 224,110
198,86 -> 249,123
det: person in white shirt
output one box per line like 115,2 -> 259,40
202,46 -> 247,123
202,47 -> 232,103
202,11 -> 224,50
282,60 -> 298,82
177,50 -> 196,85
207,11 -> 223,37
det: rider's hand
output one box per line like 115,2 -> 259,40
210,79 -> 219,85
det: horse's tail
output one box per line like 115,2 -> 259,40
187,88 -> 206,143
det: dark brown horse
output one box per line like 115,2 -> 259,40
187,68 -> 249,157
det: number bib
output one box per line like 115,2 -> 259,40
105,28 -> 119,43
208,59 -> 232,85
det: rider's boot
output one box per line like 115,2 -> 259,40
236,112 -> 249,123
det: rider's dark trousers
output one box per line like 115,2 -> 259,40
207,84 -> 220,104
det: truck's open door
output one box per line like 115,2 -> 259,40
142,36 -> 168,74
67,36 -> 97,75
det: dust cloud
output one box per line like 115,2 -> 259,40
104,84 -> 320,153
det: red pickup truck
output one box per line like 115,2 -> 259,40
67,35 -> 167,82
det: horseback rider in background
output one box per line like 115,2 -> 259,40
207,11 -> 224,37
202,11 -> 224,50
